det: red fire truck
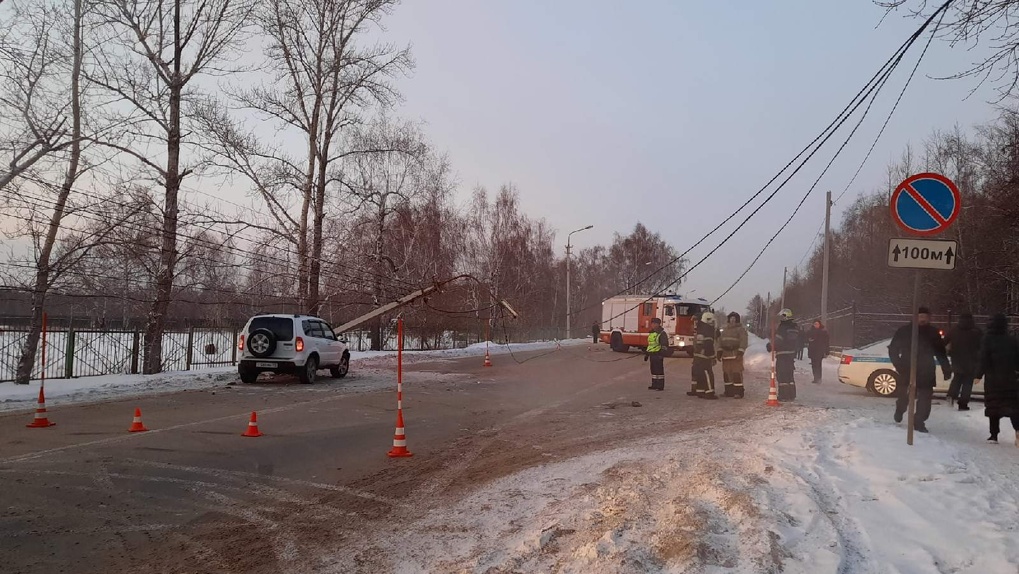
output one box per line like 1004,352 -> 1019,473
599,294 -> 713,356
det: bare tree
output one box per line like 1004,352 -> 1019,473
207,0 -> 411,314
0,0 -> 76,192
340,117 -> 426,349
87,0 -> 251,373
878,1 -> 1019,98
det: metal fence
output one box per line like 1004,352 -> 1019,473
0,327 -> 240,382
0,321 -> 554,382
799,306 -> 1019,351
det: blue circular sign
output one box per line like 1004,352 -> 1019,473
890,173 -> 961,236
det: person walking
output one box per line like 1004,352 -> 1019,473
718,312 -> 748,398
644,317 -> 670,391
975,314 -> 1019,445
945,312 -> 982,411
888,306 -> 952,433
807,320 -> 830,384
591,321 -> 600,345
767,309 -> 801,401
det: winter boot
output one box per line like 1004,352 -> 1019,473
958,402 -> 970,411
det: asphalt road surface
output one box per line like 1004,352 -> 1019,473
0,345 -> 769,574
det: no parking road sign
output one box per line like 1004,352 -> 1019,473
890,172 -> 961,236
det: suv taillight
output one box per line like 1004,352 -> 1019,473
840,355 -> 853,365
238,334 -> 245,351
295,337 -> 304,352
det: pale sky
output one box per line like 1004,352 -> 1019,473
367,0 -> 998,311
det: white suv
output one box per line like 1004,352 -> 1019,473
237,314 -> 351,384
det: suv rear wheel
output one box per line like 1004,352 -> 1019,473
330,353 -> 350,379
299,355 -> 318,384
247,328 -> 277,358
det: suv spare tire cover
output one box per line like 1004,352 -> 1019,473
247,328 -> 278,358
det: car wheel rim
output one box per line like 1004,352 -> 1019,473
307,361 -> 316,382
340,358 -> 348,375
251,334 -> 269,354
874,374 -> 896,395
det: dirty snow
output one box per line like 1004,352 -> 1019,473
0,339 -> 588,412
365,335 -> 1019,573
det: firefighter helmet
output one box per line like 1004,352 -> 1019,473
701,312 -> 716,326
778,308 -> 793,321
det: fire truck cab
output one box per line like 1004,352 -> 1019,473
599,294 -> 712,357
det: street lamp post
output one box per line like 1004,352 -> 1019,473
566,225 -> 593,339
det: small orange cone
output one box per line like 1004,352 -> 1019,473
483,350 -> 492,367
128,408 -> 148,432
387,409 -> 413,457
26,387 -> 56,428
241,411 -> 263,437
765,367 -> 781,407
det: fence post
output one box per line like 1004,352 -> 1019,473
64,327 -> 76,379
231,328 -> 238,365
130,331 -> 140,374
947,309 -> 954,331
850,301 -> 857,349
185,327 -> 195,371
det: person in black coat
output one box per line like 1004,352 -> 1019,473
975,314 -> 1019,445
888,306 -> 951,433
807,321 -> 830,384
591,322 -> 600,344
945,312 -> 983,411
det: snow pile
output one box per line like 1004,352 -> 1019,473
363,405 -> 1019,572
742,334 -> 771,372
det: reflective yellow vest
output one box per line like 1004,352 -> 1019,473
647,330 -> 666,353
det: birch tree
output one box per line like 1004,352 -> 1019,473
88,0 -> 251,373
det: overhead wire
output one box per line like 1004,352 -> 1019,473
711,1 -> 948,306
561,2 -> 952,326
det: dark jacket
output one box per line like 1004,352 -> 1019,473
945,316 -> 983,375
888,322 -> 951,388
807,326 -> 830,360
768,320 -> 801,355
975,314 -> 1019,418
591,323 -> 600,336
693,321 -> 717,359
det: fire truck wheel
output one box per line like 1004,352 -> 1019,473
610,332 -> 629,353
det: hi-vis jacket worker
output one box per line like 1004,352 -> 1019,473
718,312 -> 748,398
644,317 -> 671,391
691,312 -> 719,399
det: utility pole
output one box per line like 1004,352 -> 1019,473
565,225 -> 593,339
781,267 -> 788,310
821,190 -> 832,324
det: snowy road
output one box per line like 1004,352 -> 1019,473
1,341 -> 1018,573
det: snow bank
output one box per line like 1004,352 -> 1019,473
0,340 -> 586,412
358,384 -> 1019,572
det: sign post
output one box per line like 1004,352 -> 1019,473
889,172 -> 961,446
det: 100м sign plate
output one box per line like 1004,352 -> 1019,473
887,238 -> 958,270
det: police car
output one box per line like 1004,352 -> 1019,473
837,337 -> 981,397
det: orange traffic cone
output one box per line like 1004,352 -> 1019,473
26,387 -> 56,428
241,411 -> 263,437
483,350 -> 492,367
128,408 -> 148,432
765,368 -> 780,407
387,409 -> 413,457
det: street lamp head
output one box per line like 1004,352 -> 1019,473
583,225 -> 593,230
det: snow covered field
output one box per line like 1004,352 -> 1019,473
369,337 -> 1019,573
0,338 -> 588,412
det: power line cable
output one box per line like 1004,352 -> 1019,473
711,2 -> 947,306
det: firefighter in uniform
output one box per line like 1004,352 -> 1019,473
718,312 -> 748,398
644,317 -> 670,390
767,308 -> 801,401
692,312 -> 719,400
